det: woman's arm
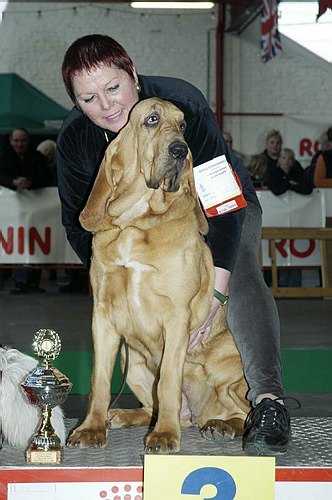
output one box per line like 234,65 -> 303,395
289,162 -> 313,195
186,107 -> 252,272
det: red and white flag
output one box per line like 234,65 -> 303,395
261,0 -> 282,63
316,0 -> 332,20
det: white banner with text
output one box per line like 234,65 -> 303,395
0,187 -> 331,266
0,187 -> 80,265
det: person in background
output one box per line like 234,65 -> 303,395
276,147 -> 313,287
0,128 -> 52,191
57,34 -> 293,456
261,129 -> 283,174
222,131 -> 247,163
0,128 -> 53,294
314,126 -> 332,188
311,130 -> 330,168
36,138 -> 88,293
303,129 -> 331,189
266,147 -> 313,196
36,139 -> 59,290
266,147 -> 312,287
247,154 -> 269,188
37,139 -> 58,186
313,126 -> 332,293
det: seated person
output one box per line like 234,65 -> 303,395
0,128 -> 52,190
37,139 -> 58,186
222,131 -> 247,163
0,128 -> 53,294
261,129 -> 283,174
304,129 -> 331,189
247,154 -> 268,188
266,147 -> 312,196
314,126 -> 332,188
310,130 -> 330,170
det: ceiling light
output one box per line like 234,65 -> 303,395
131,2 -> 215,10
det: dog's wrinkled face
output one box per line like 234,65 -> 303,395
129,98 -> 189,192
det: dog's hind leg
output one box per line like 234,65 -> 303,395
108,408 -> 154,428
119,344 -> 157,407
198,372 -> 249,440
108,345 -> 156,428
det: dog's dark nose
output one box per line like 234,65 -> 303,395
169,141 -> 188,160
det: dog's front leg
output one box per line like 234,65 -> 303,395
145,317 -> 189,454
67,309 -> 121,448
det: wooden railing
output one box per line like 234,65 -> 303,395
261,227 -> 332,298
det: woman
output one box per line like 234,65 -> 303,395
261,129 -> 283,174
57,34 -> 291,456
247,154 -> 269,188
313,126 -> 332,188
267,147 -> 312,288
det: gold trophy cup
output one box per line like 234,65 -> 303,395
21,329 -> 72,464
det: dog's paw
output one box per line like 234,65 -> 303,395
200,419 -> 237,441
108,407 -> 153,428
66,426 -> 107,448
144,430 -> 180,454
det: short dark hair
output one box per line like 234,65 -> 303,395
10,127 -> 30,138
62,34 -> 136,103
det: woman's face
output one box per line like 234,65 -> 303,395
278,151 -> 293,173
40,144 -> 54,161
73,64 -> 139,133
266,135 -> 282,159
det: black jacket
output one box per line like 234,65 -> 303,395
57,74 -> 260,270
322,150 -> 332,178
266,161 -> 313,196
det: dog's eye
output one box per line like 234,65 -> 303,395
145,113 -> 160,127
180,121 -> 187,133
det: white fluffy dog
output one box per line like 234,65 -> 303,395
0,346 -> 66,448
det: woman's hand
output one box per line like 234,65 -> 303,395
188,266 -> 231,352
188,298 -> 220,351
13,176 -> 31,190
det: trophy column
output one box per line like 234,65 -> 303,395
21,329 -> 72,465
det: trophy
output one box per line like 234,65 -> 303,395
21,329 -> 72,465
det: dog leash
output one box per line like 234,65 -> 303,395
108,337 -> 130,409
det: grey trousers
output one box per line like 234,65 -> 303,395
227,202 -> 284,402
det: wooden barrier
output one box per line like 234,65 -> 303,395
261,227 -> 332,298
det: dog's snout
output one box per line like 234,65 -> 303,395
169,141 -> 188,160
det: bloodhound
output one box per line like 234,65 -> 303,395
67,97 -> 250,454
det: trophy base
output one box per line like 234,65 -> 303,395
26,448 -> 61,465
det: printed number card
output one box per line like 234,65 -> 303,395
193,155 -> 247,216
144,455 -> 275,499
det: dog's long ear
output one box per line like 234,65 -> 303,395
79,144 -> 120,232
186,155 -> 209,236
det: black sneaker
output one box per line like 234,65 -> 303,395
243,398 -> 291,456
